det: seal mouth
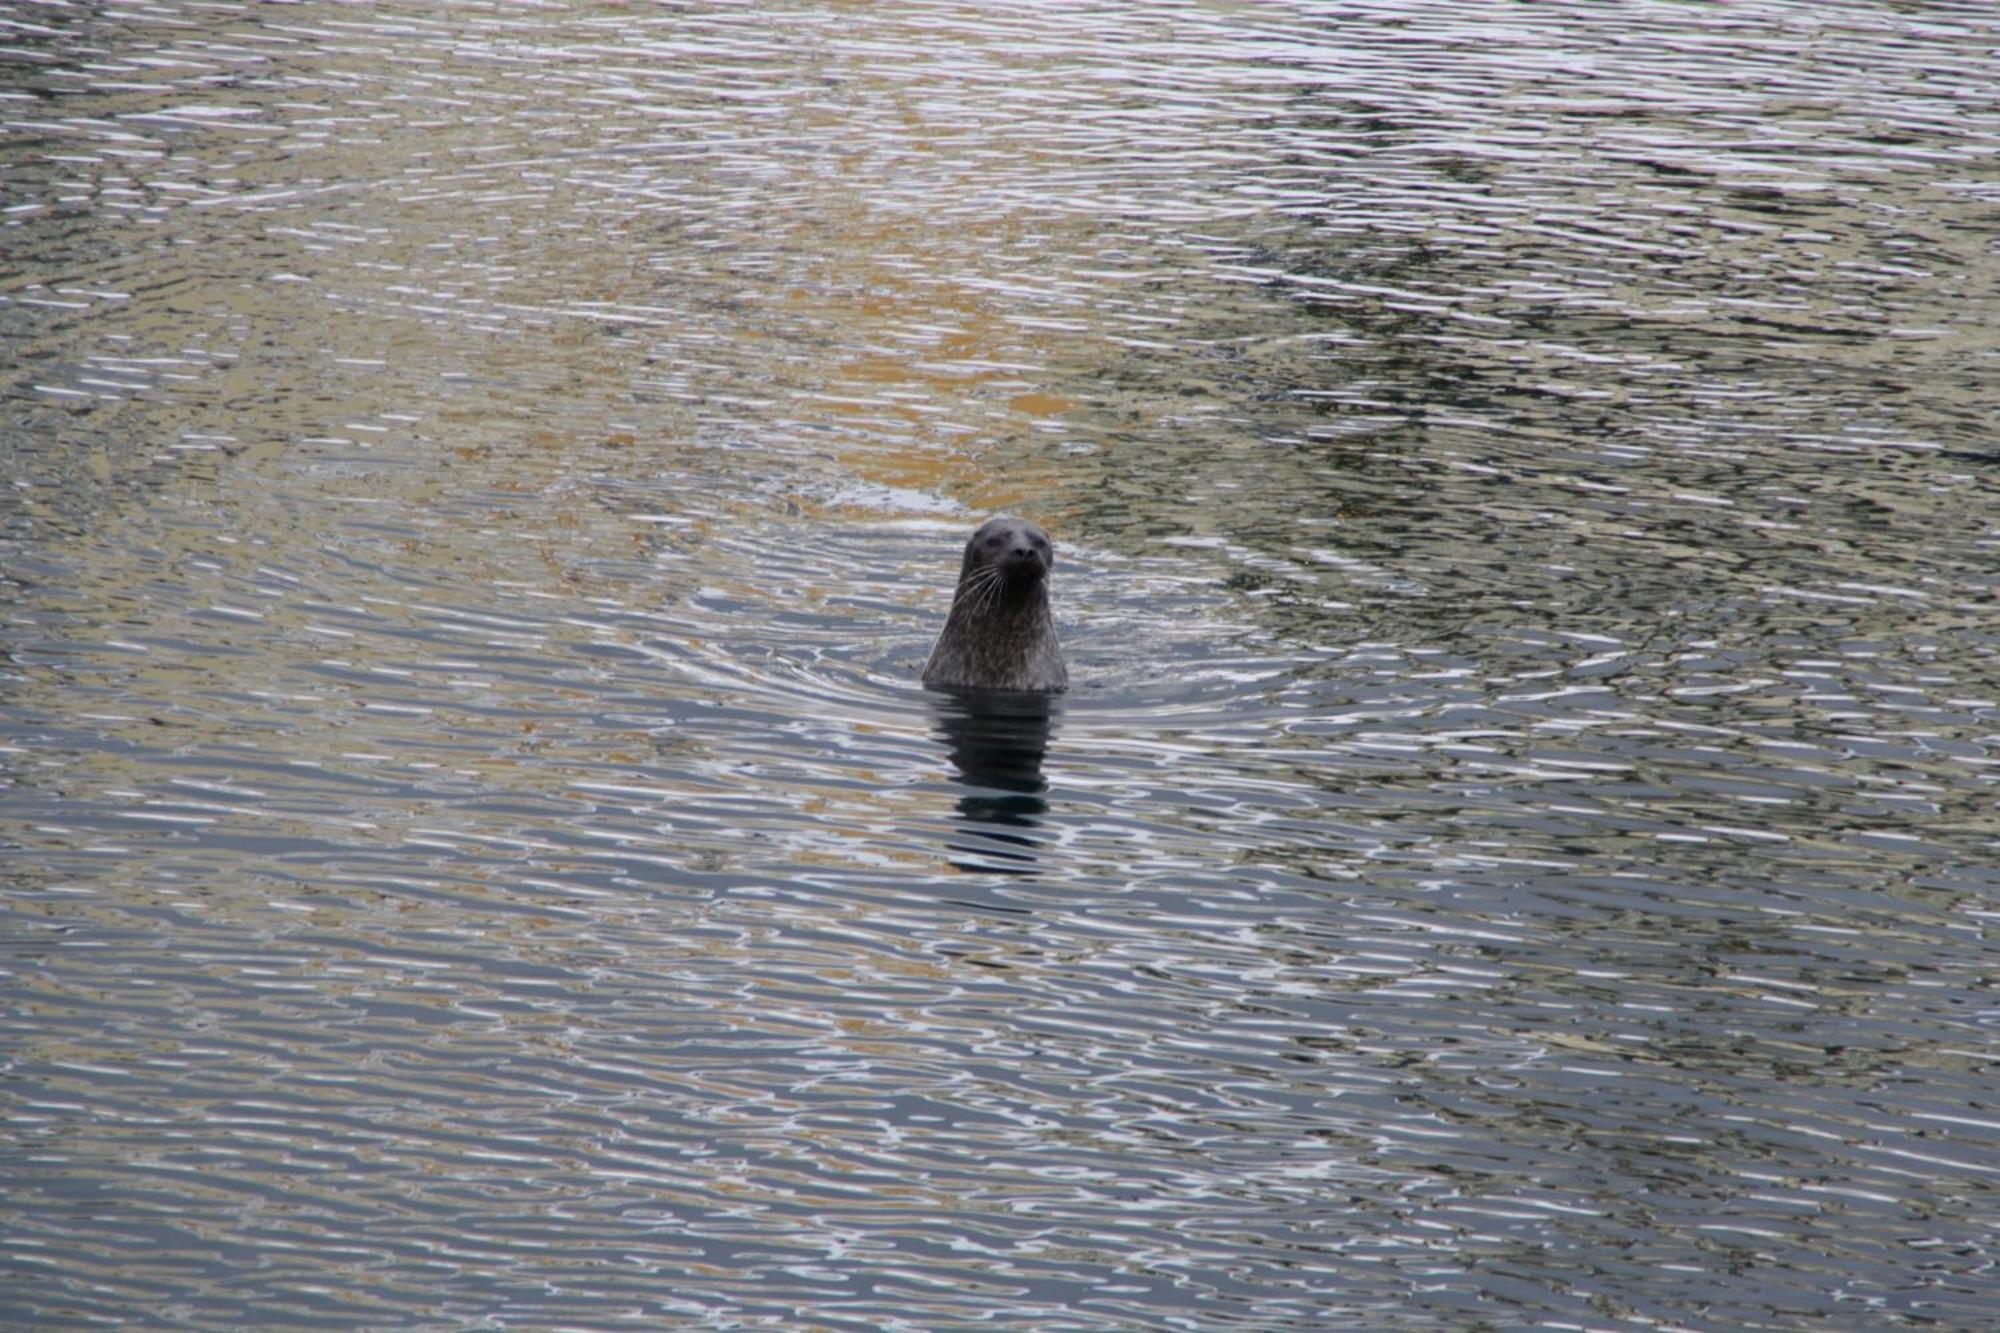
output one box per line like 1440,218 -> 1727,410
1000,551 -> 1047,585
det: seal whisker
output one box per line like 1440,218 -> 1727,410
952,569 -> 999,613
974,570 -> 1003,617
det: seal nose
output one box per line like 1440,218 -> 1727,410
1008,542 -> 1045,573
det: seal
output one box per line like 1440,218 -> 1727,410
922,515 -> 1069,693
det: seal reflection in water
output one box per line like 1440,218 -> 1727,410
928,688 -> 1057,875
921,516 -> 1068,694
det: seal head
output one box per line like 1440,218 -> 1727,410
921,516 -> 1068,694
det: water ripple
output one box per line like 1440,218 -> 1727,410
6,0 -> 2000,1328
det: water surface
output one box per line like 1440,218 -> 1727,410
5,2 -> 2000,1328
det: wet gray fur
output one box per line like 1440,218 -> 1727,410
922,516 -> 1069,693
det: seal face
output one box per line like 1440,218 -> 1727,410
922,516 -> 1069,693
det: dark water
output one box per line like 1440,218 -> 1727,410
6,2 -> 2000,1327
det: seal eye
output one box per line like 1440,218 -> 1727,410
985,535 -> 1003,547
1031,535 -> 1047,549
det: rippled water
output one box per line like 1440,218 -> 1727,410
6,2 -> 2000,1327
